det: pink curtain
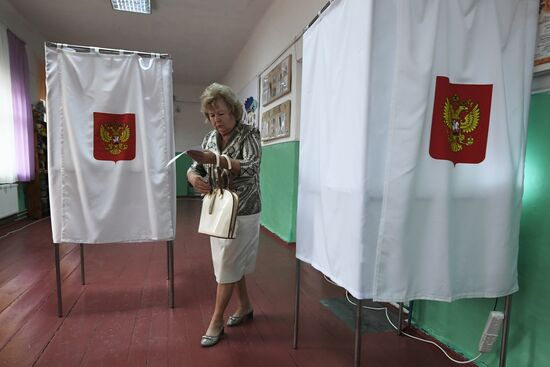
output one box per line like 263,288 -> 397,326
8,29 -> 34,182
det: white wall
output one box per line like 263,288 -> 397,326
223,0 -> 327,95
173,83 -> 211,152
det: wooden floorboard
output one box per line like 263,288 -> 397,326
0,198 -> 478,367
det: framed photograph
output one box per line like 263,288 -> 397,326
261,100 -> 291,142
535,0 -> 550,73
261,55 -> 292,106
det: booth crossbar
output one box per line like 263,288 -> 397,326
45,42 -> 171,59
54,240 -> 175,317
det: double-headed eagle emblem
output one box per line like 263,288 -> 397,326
99,123 -> 131,155
443,95 -> 480,152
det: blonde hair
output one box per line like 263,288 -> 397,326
200,83 -> 243,123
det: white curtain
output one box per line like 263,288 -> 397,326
46,46 -> 176,244
297,0 -> 538,302
0,24 -> 16,184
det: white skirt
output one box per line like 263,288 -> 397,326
210,213 -> 260,284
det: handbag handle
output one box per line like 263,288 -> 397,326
206,164 -> 214,194
220,154 -> 234,190
205,151 -> 223,194
206,153 -> 235,193
221,154 -> 232,170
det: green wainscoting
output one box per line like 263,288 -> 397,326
259,141 -> 299,243
17,183 -> 26,212
413,92 -> 550,367
175,153 -> 193,197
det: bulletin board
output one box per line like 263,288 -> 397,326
261,100 -> 291,141
535,0 -> 550,73
261,55 -> 292,106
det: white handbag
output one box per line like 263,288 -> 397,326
198,155 -> 239,239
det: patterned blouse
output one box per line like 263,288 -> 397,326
188,122 -> 262,216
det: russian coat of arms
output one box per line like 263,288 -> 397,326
93,112 -> 136,162
429,76 -> 493,165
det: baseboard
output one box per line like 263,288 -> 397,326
260,225 -> 295,247
0,210 -> 28,227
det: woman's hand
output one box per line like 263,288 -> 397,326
186,150 -> 216,165
188,173 -> 211,194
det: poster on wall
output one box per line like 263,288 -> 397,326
535,0 -> 550,73
261,100 -> 290,142
238,77 -> 259,130
261,55 -> 292,106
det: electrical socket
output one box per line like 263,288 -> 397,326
478,311 -> 504,353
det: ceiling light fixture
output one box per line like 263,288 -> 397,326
111,0 -> 151,14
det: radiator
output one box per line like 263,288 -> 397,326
0,184 -> 19,219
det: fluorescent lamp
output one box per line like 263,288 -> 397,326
111,0 -> 151,14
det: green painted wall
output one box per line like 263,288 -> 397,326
17,183 -> 26,212
175,153 -> 193,196
260,141 -> 299,243
413,92 -> 550,366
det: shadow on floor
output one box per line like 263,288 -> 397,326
321,297 -> 400,334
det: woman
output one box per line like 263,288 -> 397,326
186,83 -> 261,347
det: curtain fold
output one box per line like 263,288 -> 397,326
8,30 -> 34,182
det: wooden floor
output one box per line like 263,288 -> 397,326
0,198 -> 477,367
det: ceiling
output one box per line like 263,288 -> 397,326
7,0 -> 273,85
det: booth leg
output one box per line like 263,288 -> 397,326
54,243 -> 63,317
499,295 -> 512,367
293,258 -> 301,349
397,302 -> 404,335
354,298 -> 363,367
166,241 -> 170,280
80,243 -> 85,285
168,240 -> 174,308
